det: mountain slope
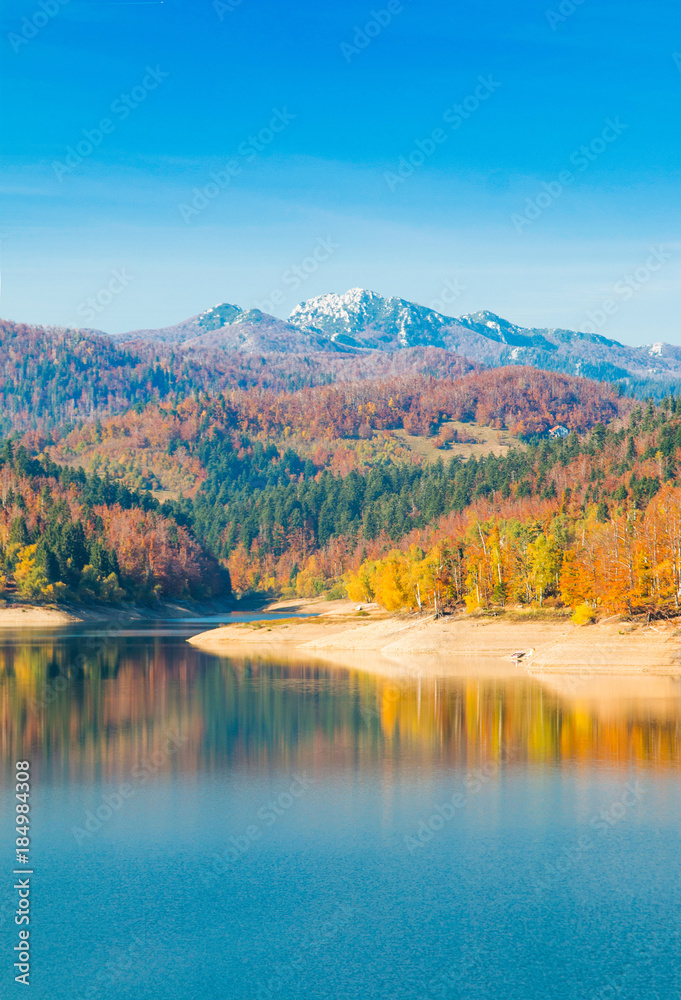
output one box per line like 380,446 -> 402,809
117,303 -> 244,345
114,287 -> 681,386
290,290 -> 681,382
0,316 -> 479,433
119,303 -> 338,353
456,311 -> 666,382
289,288 -> 472,351
49,366 -> 627,499
0,441 -> 227,603
180,310 -> 342,354
2,288 -> 679,437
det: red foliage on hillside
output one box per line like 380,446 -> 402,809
217,366 -> 628,440
53,366 -> 627,459
0,318 -> 477,433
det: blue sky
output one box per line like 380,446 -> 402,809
1,0 -> 680,342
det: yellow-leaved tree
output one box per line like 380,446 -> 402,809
373,551 -> 413,611
345,560 -> 378,604
14,545 -> 51,600
527,534 -> 561,606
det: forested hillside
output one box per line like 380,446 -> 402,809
0,442 -> 226,604
0,320 -> 197,432
0,319 -> 476,433
173,395 -> 681,619
7,313 -> 680,620
34,363 -> 651,614
48,366 -> 625,489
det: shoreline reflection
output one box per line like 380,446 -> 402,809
0,633 -> 679,779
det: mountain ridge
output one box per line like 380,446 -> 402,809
115,287 -> 681,384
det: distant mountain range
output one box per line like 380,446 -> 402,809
117,288 -> 681,385
0,287 -> 677,436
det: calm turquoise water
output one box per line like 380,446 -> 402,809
1,620 -> 680,998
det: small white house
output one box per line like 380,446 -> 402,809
549,425 -> 569,439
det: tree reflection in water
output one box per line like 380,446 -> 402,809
0,628 -> 679,781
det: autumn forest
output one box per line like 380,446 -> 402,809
2,326 -> 681,619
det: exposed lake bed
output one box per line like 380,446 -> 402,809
188,599 -> 681,675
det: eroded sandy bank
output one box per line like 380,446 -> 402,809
0,606 -> 82,626
188,602 -> 681,675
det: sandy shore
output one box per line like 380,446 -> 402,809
187,601 -> 681,675
0,596 -> 241,626
0,605 -> 82,626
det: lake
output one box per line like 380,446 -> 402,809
1,618 -> 680,998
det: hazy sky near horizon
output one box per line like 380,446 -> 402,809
1,0 -> 681,341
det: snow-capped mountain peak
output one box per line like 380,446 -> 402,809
289,288 -> 463,348
290,289 -> 385,337
117,288 -> 681,385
